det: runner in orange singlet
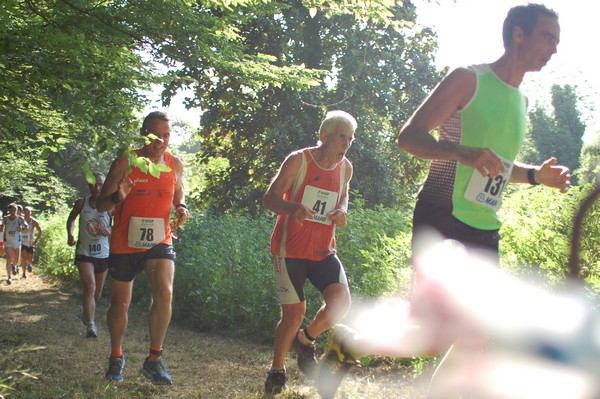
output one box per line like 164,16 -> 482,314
97,111 -> 189,385
263,110 -> 356,394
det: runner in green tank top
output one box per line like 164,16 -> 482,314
315,4 -> 573,399
398,8 -> 571,258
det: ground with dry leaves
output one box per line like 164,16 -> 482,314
0,271 -> 428,399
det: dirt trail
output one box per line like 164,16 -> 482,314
0,272 -> 424,399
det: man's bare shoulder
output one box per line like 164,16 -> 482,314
444,66 -> 476,86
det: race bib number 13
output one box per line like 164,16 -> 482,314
128,217 -> 166,249
464,157 -> 513,211
301,185 -> 339,225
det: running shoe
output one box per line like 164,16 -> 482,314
27,264 -> 32,273
21,273 -> 27,279
315,324 -> 361,399
105,355 -> 125,382
264,369 -> 287,394
11,265 -> 17,275
7,278 -> 12,285
292,333 -> 318,377
86,322 -> 98,338
142,357 -> 172,385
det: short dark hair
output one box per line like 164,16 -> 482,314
502,3 -> 558,48
141,111 -> 170,134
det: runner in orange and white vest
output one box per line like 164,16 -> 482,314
263,110 -> 356,394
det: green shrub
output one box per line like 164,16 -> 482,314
172,212 -> 278,341
35,212 -> 79,283
170,205 -> 413,341
500,183 -> 599,292
36,185 -> 597,343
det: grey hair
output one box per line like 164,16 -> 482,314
319,110 -> 357,136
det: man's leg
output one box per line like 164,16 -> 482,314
77,262 -> 97,324
142,258 -> 175,385
107,279 -> 133,353
6,248 -> 17,282
20,250 -> 29,276
305,283 -> 351,339
95,269 -> 108,302
105,278 -> 132,381
265,301 -> 305,394
272,302 -> 306,370
5,250 -> 11,281
145,258 -> 175,349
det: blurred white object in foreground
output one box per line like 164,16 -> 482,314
412,236 -> 600,399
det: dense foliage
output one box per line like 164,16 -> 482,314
35,185 -> 599,341
197,1 -> 441,212
520,84 -> 587,179
0,0 -> 349,210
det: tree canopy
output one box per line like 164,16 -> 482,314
521,84 -> 586,180
1,0 -> 439,212
196,1 -> 441,212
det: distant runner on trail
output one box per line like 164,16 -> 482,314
67,172 -> 111,339
3,203 -> 26,285
20,206 -> 42,279
97,111 -> 189,385
0,210 -> 5,261
262,110 -> 356,394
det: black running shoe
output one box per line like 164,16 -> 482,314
264,369 -> 287,394
293,334 -> 318,377
11,265 -> 17,275
27,264 -> 32,273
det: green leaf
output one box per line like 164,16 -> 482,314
133,156 -> 149,173
83,160 -> 95,185
148,163 -> 161,178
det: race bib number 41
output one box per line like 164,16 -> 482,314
128,217 -> 166,249
301,185 -> 339,225
464,157 -> 513,211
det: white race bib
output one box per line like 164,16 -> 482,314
127,217 -> 166,249
300,185 -> 339,225
464,157 -> 513,211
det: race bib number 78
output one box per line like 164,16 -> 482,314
128,217 -> 166,249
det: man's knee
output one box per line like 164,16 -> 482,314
281,304 -> 306,326
325,284 -> 351,309
152,283 -> 173,304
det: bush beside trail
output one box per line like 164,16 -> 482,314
35,185 -> 599,340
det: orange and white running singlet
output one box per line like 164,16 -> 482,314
110,150 -> 176,254
270,148 -> 349,261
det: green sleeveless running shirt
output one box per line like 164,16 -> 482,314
418,64 -> 527,230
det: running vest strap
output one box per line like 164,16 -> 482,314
270,148 -> 348,261
76,196 -> 111,258
418,64 -> 526,230
110,150 -> 177,253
